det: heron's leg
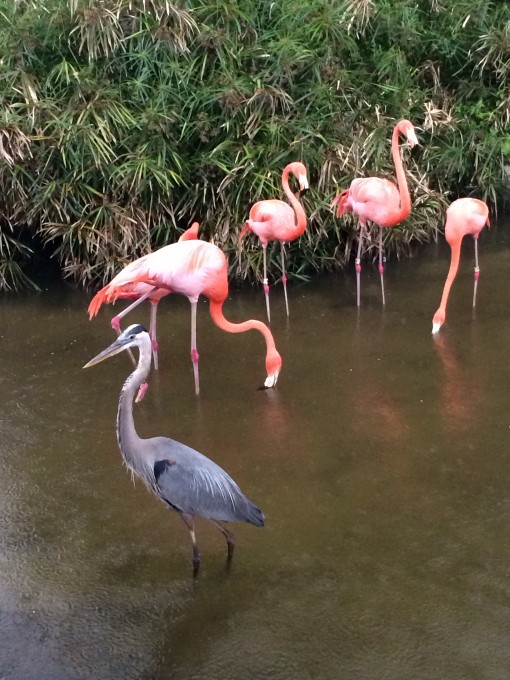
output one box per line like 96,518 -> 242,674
181,513 -> 201,577
473,237 -> 480,308
355,222 -> 365,308
281,242 -> 290,317
379,226 -> 386,307
211,519 -> 236,562
262,243 -> 271,323
149,301 -> 159,370
190,300 -> 200,396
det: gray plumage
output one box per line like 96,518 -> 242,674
84,323 -> 264,575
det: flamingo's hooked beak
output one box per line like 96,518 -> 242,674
407,129 -> 419,148
299,174 -> 309,195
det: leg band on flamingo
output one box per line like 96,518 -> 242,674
355,258 -> 361,274
474,266 -> 480,281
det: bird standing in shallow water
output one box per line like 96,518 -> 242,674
240,161 -> 309,322
331,119 -> 418,307
88,239 -> 282,396
95,221 -> 200,371
84,324 -> 265,577
432,197 -> 490,334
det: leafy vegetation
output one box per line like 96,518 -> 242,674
0,0 -> 508,290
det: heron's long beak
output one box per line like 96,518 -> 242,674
83,336 -> 134,369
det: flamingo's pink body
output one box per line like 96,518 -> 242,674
331,119 -> 418,306
88,239 -> 282,395
103,222 -> 200,370
240,161 -> 309,321
432,198 -> 490,334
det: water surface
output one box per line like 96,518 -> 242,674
2,219 -> 510,679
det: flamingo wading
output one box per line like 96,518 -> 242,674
88,239 -> 282,396
83,324 -> 265,577
432,197 -> 490,334
102,221 -> 200,372
331,119 -> 418,307
240,161 -> 309,322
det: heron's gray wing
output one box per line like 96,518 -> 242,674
151,439 -> 264,526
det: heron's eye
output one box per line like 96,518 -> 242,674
129,334 -> 136,340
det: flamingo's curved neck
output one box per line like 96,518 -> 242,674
435,238 -> 462,319
282,167 -> 307,237
208,300 -> 277,354
391,124 -> 412,221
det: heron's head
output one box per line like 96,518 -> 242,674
83,324 -> 149,368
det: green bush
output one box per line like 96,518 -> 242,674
0,0 -> 508,290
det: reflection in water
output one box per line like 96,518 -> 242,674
2,221 -> 510,679
433,332 -> 485,433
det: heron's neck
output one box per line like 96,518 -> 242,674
116,340 -> 152,474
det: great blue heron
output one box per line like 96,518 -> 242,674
84,324 -> 265,576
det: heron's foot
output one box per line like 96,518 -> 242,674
135,382 -> 149,403
192,548 -> 201,578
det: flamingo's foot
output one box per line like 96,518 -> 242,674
135,382 -> 149,403
111,315 -> 121,332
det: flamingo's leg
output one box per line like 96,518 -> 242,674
355,223 -> 365,308
190,299 -> 200,396
281,242 -> 290,317
111,289 -> 155,367
149,301 -> 159,370
379,226 -> 386,307
473,238 -> 480,308
262,243 -> 271,323
110,289 -> 154,331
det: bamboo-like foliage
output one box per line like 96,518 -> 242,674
0,0 -> 508,290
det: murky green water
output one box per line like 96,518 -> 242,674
2,219 -> 510,679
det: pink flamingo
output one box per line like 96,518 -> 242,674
104,221 -> 200,371
240,161 -> 309,322
331,119 -> 418,306
432,197 -> 490,334
88,239 -> 282,396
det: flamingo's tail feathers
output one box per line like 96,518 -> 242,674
180,221 -> 200,241
88,285 -> 114,319
331,190 -> 350,217
239,222 -> 252,243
